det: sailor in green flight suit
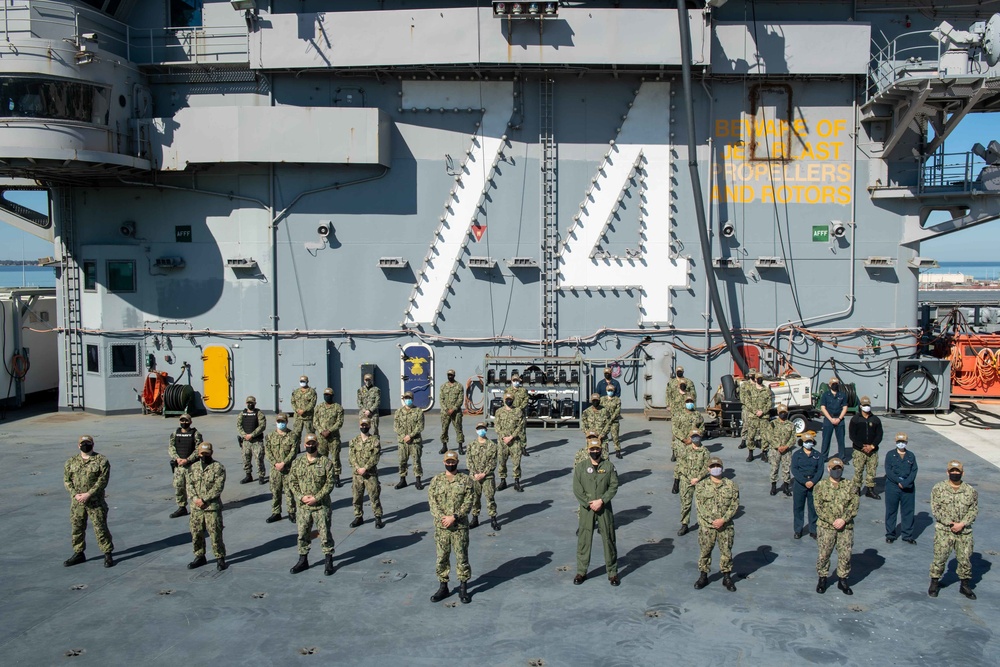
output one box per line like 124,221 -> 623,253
573,435 -> 620,586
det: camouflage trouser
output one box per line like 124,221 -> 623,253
746,416 -> 768,448
817,524 -> 853,578
292,415 -> 314,444
368,414 -> 380,437
440,410 -> 465,447
851,449 -> 878,489
398,439 -> 423,478
296,506 -> 334,556
769,446 -> 793,484
242,439 -> 265,477
499,438 -> 524,479
173,464 -> 190,507
671,438 -> 684,479
680,479 -> 697,525
930,526 -> 974,579
435,525 -> 471,582
190,508 -> 225,558
352,473 -> 383,518
70,499 -> 114,554
576,507 -> 617,577
609,420 -> 621,452
269,469 -> 295,516
472,475 -> 497,517
317,433 -> 342,476
697,524 -> 734,573
740,407 -> 751,438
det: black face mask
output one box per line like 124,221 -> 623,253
305,445 -> 318,455
591,400 -> 600,407
676,371 -> 684,378
324,396 -> 333,403
79,442 -> 94,454
589,450 -> 602,461
247,404 -> 256,411
830,468 -> 843,480
360,426 -> 370,434
778,412 -> 788,420
505,399 -> 513,407
949,472 -> 963,482
444,463 -> 458,473
180,422 -> 191,430
830,384 -> 839,392
200,456 -> 212,467
448,376 -> 456,382
604,373 -> 611,379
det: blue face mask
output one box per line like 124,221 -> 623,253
277,422 -> 288,431
803,441 -> 814,450
476,429 -> 487,437
685,402 -> 695,410
404,399 -> 413,407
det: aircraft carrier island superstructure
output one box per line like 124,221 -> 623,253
0,0 -> 998,417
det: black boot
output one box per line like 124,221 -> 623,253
960,579 -> 977,600
490,516 -> 501,531
514,478 -> 523,492
722,573 -> 737,592
866,488 -> 881,500
170,506 -> 188,519
770,482 -> 778,496
677,524 -> 689,536
746,450 -> 754,462
761,451 -> 769,463
522,447 -> 530,457
64,552 -> 85,567
858,485 -> 865,497
738,439 -> 747,449
838,578 -> 853,596
469,515 -> 480,529
671,478 -> 680,494
439,445 -> 448,455
104,553 -> 115,568
240,474 -> 253,484
616,450 -> 623,459
694,572 -> 709,589
928,577 -> 940,598
395,477 -> 408,490
430,581 -> 450,602
188,555 -> 207,570
258,476 -> 267,485
670,452 -> 676,462
816,576 -> 827,594
782,482 -> 792,497
458,444 -> 466,455
288,512 -> 296,524
216,556 -> 228,571
290,555 -> 309,574
375,517 -> 384,529
265,513 -> 281,523
333,475 -> 341,488
350,516 -> 364,528
415,476 -> 424,490
324,554 -> 335,576
459,581 -> 471,604
497,479 -> 508,491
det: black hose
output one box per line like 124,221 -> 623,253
951,401 -> 1000,429
675,0 -> 748,377
897,365 -> 939,410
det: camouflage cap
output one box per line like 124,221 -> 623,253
476,421 -> 487,429
79,435 -> 94,444
948,460 -> 964,472
745,369 -> 755,379
676,366 -> 685,373
585,431 -> 599,440
708,457 -> 723,468
590,392 -> 600,401
860,395 -> 871,406
402,391 -> 413,399
304,433 -> 318,443
586,438 -> 602,450
828,457 -> 844,469
363,373 -> 373,381
359,417 -> 371,426
275,412 -> 288,422
443,450 -> 459,463
197,442 -> 213,455
180,413 -> 192,422
299,375 -> 309,383
895,432 -> 908,442
246,395 -> 257,403
447,369 -> 456,376
323,387 -> 334,395
776,403 -> 788,412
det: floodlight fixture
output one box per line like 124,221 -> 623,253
230,0 -> 257,10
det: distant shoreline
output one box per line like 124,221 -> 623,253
0,260 -> 40,266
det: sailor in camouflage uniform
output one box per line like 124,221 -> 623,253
766,404 -> 796,497
237,395 -> 267,484
168,413 -> 203,518
737,370 -> 756,449
428,450 -> 475,604
264,413 -> 298,523
349,417 -> 384,529
510,374 -> 530,456
600,386 -> 623,459
394,391 -> 425,490
357,373 -> 381,436
694,457 -> 738,591
63,435 -> 115,568
581,392 -> 612,457
288,434 -> 337,576
677,429 -> 710,536
313,387 -> 345,487
185,442 -> 227,571
466,421 -> 501,531
744,373 -> 773,462
573,436 -> 620,586
813,457 -> 858,595
495,390 -> 526,492
439,370 -> 466,455
929,460 -> 979,600
290,375 -> 317,445
670,396 -> 704,494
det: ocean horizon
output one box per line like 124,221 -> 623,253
0,265 -> 56,288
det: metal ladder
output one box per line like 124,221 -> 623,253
539,77 -> 558,357
58,188 -> 85,410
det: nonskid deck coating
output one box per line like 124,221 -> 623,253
0,409 -> 997,666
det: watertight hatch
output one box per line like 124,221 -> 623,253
201,346 -> 233,411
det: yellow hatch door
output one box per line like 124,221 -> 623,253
201,346 -> 233,411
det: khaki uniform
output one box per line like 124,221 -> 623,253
64,453 -> 115,555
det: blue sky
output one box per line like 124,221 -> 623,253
0,114 -> 996,262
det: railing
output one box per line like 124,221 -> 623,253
0,1 -> 248,65
919,150 -> 986,194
